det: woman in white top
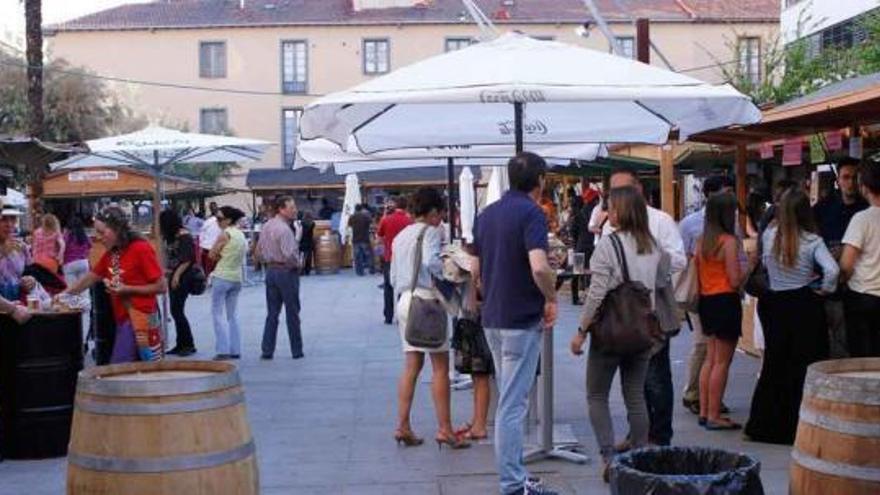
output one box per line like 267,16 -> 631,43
390,187 -> 468,450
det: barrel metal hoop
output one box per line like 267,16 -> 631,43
799,407 -> 880,438
68,440 -> 255,473
77,370 -> 241,397
792,448 -> 880,483
75,391 -> 244,416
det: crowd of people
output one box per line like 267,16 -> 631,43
1,149 -> 878,495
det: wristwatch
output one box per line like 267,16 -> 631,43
577,326 -> 589,338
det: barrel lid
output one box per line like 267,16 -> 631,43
804,358 -> 880,406
77,360 -> 241,397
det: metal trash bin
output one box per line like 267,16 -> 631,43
610,446 -> 764,495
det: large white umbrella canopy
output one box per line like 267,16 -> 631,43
458,167 -> 476,244
52,126 -> 272,170
296,138 -> 606,173
301,32 -> 761,154
339,174 -> 362,245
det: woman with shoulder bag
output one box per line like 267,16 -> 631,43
696,193 -> 754,431
160,209 -> 197,357
744,190 -> 837,444
569,186 -> 669,481
390,187 -> 469,450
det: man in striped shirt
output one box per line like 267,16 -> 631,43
256,195 -> 303,359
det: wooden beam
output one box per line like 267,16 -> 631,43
660,144 -> 675,217
735,143 -> 748,230
636,19 -> 650,64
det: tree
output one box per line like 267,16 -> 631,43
710,7 -> 880,106
24,0 -> 43,138
0,49 -> 147,142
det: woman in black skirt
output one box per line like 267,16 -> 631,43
696,193 -> 753,430
744,190 -> 838,444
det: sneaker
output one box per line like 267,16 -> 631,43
212,354 -> 231,361
175,347 -> 196,357
260,354 -> 273,360
291,353 -> 305,359
523,478 -> 559,495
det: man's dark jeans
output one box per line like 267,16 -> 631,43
644,340 -> 673,445
353,242 -> 374,275
845,290 -> 880,357
382,263 -> 394,324
261,267 -> 303,357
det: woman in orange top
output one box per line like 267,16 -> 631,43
696,192 -> 751,430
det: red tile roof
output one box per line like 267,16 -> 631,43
46,0 -> 779,32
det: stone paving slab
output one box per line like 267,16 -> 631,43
0,272 -> 792,494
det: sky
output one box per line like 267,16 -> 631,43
0,0 -> 151,47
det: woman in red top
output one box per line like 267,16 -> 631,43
59,207 -> 166,363
696,193 -> 752,430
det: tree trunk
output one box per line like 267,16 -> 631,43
25,0 -> 44,139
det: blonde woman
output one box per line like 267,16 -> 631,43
33,213 -> 65,269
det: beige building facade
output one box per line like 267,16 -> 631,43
46,0 -> 779,207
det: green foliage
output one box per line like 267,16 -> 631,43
716,7 -> 880,106
0,48 -> 147,142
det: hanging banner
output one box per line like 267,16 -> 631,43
68,170 -> 119,182
825,130 -> 843,151
782,138 -> 802,166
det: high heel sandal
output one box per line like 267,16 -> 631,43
454,423 -> 488,441
393,429 -> 424,447
435,432 -> 471,450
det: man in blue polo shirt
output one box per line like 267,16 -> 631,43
474,152 -> 559,495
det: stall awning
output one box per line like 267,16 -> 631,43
692,72 -> 880,146
41,166 -> 233,199
0,137 -> 88,173
247,166 -> 483,191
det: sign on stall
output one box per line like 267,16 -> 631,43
68,170 -> 119,182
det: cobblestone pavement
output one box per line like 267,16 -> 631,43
0,271 -> 792,494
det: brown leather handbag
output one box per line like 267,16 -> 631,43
404,226 -> 448,349
590,233 -> 662,355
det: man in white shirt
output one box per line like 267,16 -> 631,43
603,168 -> 685,447
199,202 -> 222,276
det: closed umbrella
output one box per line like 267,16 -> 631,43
339,174 -> 361,246
484,165 -> 509,207
458,167 -> 476,244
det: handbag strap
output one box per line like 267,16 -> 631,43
609,233 -> 631,283
409,225 -> 430,293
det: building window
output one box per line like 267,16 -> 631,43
614,36 -> 635,59
445,37 -> 474,52
200,108 -> 228,135
738,37 -> 761,86
282,108 -> 302,168
199,41 -> 226,78
363,39 -> 390,74
281,40 -> 308,94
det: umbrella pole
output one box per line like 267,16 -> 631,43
514,102 -> 524,153
515,101 -> 588,466
153,151 -> 169,355
446,157 -> 456,240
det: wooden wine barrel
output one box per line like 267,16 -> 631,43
315,233 -> 341,274
0,312 -> 83,459
67,361 -> 258,495
790,358 -> 880,495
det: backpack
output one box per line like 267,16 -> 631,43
590,233 -> 663,355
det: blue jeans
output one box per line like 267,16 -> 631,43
212,278 -> 242,356
262,267 -> 302,357
485,325 -> 543,495
353,242 -> 374,275
644,340 -> 673,445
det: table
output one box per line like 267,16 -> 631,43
0,311 -> 83,459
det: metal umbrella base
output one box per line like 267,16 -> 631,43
524,328 -> 590,465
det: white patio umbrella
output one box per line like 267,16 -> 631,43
301,32 -> 761,155
339,174 -> 362,245
299,32 -> 761,466
296,138 -> 605,236
51,125 -> 272,345
458,167 -> 476,244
